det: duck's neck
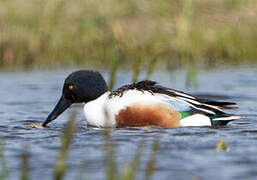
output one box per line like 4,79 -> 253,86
84,92 -> 116,127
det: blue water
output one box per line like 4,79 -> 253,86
0,67 -> 257,180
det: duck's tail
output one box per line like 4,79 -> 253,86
211,115 -> 242,125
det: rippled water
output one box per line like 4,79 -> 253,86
0,67 -> 257,180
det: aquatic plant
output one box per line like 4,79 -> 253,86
103,129 -> 117,180
145,57 -> 157,80
0,143 -> 8,180
132,49 -> 142,83
20,147 -> 29,180
54,109 -> 77,180
108,46 -> 122,91
216,138 -> 230,152
144,138 -> 159,180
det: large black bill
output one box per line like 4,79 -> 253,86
42,95 -> 72,127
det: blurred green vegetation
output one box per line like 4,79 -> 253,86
0,0 -> 257,69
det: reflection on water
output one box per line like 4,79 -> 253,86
0,67 -> 257,180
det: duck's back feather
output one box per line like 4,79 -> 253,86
109,80 -> 237,115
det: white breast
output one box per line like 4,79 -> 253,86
83,92 -> 116,127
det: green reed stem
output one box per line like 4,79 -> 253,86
146,57 -> 157,80
132,49 -> 142,83
20,147 -> 29,180
103,129 -> 117,180
109,46 -> 121,91
54,109 -> 77,180
185,64 -> 198,89
120,140 -> 145,180
144,138 -> 160,180
0,143 -> 8,180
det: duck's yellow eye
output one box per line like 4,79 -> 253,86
68,85 -> 73,90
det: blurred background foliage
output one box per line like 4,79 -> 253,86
0,0 -> 256,69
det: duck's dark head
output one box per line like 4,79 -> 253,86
42,70 -> 108,127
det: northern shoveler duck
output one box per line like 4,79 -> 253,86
42,70 -> 241,128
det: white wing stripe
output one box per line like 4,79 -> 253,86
159,94 -> 216,115
213,116 -> 241,121
166,89 -> 196,99
176,97 -> 201,105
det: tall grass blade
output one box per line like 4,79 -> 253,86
120,140 -> 145,180
132,49 -> 142,83
146,57 -> 157,80
109,46 -> 121,91
186,65 -> 198,89
0,142 -> 8,180
20,146 -> 29,180
144,138 -> 160,180
54,109 -> 77,180
103,129 -> 117,180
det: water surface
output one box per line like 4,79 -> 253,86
0,67 -> 257,180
